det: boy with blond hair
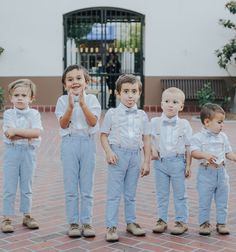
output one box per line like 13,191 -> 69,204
151,87 -> 192,235
1,79 -> 43,233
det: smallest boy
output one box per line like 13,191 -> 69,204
151,87 -> 192,235
1,79 -> 43,233
190,103 -> 236,235
100,74 -> 151,242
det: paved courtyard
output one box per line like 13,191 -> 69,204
0,112 -> 235,252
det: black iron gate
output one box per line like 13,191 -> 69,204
63,7 -> 145,109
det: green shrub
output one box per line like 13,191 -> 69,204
0,47 -> 4,55
0,86 -> 4,110
197,82 -> 216,107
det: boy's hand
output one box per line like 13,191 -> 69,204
106,150 -> 118,165
204,153 -> 217,164
151,147 -> 160,160
5,128 -> 16,139
185,166 -> 191,178
78,87 -> 85,107
140,162 -> 150,177
68,91 -> 74,109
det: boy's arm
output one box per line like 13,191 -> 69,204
151,146 -> 160,160
80,104 -> 98,127
79,93 -> 99,127
226,152 -> 236,162
185,147 -> 191,178
191,149 -> 217,164
100,132 -> 118,164
6,128 -> 41,140
60,108 -> 73,129
59,94 -> 74,129
141,135 -> 151,177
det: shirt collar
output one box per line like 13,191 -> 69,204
118,103 -> 138,113
161,113 -> 178,123
14,106 -> 30,115
201,127 -> 219,136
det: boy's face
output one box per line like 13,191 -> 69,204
161,92 -> 184,118
10,86 -> 33,110
117,82 -> 141,108
64,69 -> 88,96
204,112 -> 225,134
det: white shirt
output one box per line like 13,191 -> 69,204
100,103 -> 150,149
150,113 -> 192,158
2,107 -> 43,147
190,127 -> 232,165
55,94 -> 101,137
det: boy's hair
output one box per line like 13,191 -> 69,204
62,64 -> 90,84
162,87 -> 185,103
115,74 -> 142,94
200,103 -> 225,124
8,79 -> 36,97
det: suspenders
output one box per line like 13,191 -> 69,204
111,108 -> 143,148
152,117 -> 185,157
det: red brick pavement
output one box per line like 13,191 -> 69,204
0,112 -> 235,251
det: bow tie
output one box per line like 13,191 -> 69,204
16,110 -> 29,117
163,120 -> 176,126
125,108 -> 137,114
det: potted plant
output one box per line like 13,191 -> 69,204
197,82 -> 216,108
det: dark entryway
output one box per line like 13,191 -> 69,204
63,7 -> 145,109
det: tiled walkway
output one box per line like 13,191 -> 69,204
0,112 -> 235,252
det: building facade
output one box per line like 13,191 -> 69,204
0,0 -> 235,111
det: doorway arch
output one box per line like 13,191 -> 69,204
63,7 -> 145,109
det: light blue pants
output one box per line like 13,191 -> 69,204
61,134 -> 96,224
153,155 -> 188,223
197,165 -> 229,225
106,145 -> 141,228
3,144 -> 36,216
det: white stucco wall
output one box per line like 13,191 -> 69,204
0,0 -> 235,76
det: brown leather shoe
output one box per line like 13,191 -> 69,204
170,222 -> 188,235
126,223 -> 146,236
199,222 -> 212,236
106,227 -> 119,242
82,224 -> 96,237
216,224 -> 230,235
23,215 -> 39,229
68,223 -> 81,238
152,219 -> 167,233
1,218 -> 14,233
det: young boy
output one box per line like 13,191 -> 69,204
55,64 -> 101,238
100,74 -> 151,242
1,79 -> 43,233
190,103 -> 236,235
150,87 -> 192,235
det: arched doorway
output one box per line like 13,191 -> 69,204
63,7 -> 145,109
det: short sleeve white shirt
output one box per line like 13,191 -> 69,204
100,103 -> 150,149
150,113 -> 192,158
2,107 -> 43,147
190,127 -> 232,164
55,94 -> 101,137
